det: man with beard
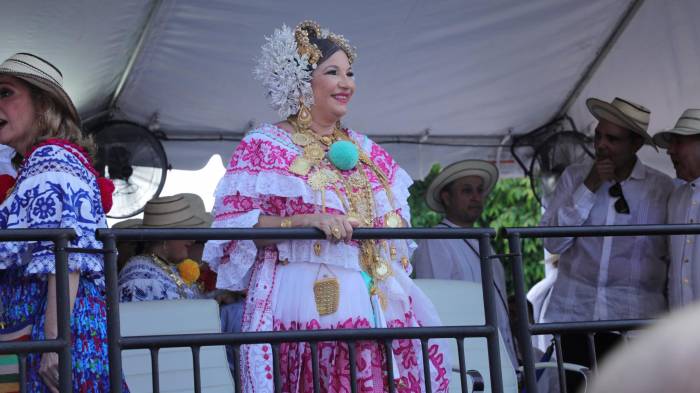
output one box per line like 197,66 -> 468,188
412,159 -> 518,367
541,97 -> 673,390
654,109 -> 700,309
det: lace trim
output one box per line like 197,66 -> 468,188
202,210 -> 261,291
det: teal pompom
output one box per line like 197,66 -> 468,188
328,140 -> 359,170
360,271 -> 374,292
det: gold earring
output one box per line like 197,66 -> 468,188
297,103 -> 312,129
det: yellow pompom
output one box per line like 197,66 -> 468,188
177,259 -> 201,285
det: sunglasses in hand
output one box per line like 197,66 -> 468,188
608,182 -> 630,214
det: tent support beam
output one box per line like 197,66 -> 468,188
107,0 -> 164,110
157,131 -> 506,147
552,0 -> 645,122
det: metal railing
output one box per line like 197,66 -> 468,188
96,227 -> 504,393
4,224 -> 700,392
0,229 -> 75,393
503,224 -> 700,393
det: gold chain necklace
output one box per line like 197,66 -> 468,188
286,117 -> 402,308
150,254 -> 188,298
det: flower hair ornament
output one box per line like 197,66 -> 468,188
253,20 -> 357,119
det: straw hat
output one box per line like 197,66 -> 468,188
141,194 -> 211,228
652,108 -> 700,148
425,159 -> 499,213
0,53 -> 80,126
111,218 -> 142,229
586,97 -> 654,146
179,193 -> 213,227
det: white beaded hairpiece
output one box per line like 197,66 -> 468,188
253,21 -> 357,119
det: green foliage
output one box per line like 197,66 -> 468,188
408,164 -> 545,294
407,164 -> 443,229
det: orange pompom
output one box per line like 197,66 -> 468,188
177,259 -> 201,285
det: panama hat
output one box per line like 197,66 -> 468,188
141,194 -> 211,228
653,108 -> 700,148
425,159 -> 499,213
586,97 -> 654,147
111,218 -> 142,229
0,53 -> 80,126
179,193 -> 213,227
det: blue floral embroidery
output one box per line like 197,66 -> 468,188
0,144 -> 128,391
31,195 -> 56,219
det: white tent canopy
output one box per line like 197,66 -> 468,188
3,1 -> 697,200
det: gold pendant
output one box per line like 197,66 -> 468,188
390,246 -> 397,260
320,135 -> 334,146
401,256 -> 410,269
308,169 -> 337,191
289,156 -> 312,176
314,276 -> 339,316
373,258 -> 393,280
304,143 -> 326,162
314,242 -> 322,256
292,132 -> 313,146
385,211 -> 402,228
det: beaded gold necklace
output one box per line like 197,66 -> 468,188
150,254 -> 188,298
287,118 -> 404,308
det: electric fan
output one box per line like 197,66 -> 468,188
92,121 -> 168,218
529,131 -> 594,208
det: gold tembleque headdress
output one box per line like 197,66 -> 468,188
253,20 -> 357,119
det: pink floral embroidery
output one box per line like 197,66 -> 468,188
269,316 -> 449,393
366,143 -> 398,185
231,135 -> 296,173
213,126 -> 448,393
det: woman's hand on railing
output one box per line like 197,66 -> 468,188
298,214 -> 360,243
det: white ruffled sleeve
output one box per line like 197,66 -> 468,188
0,145 -> 107,275
203,128 -> 300,290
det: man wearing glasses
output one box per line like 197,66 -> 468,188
654,109 -> 700,309
540,97 -> 673,390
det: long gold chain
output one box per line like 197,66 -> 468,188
287,118 -> 398,305
150,254 -> 188,298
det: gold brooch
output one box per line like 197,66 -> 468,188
304,143 -> 325,162
384,211 -> 402,228
292,132 -> 313,147
289,156 -> 312,176
308,169 -> 338,191
372,258 -> 393,281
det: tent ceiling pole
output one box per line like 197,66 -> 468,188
107,0 -> 164,110
551,0 -> 645,122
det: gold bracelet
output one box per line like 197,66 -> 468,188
280,217 -> 293,228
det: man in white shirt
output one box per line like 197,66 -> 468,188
541,97 -> 673,390
653,108 -> 700,309
412,159 -> 518,367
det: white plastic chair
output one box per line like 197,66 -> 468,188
414,279 -> 519,393
119,299 -> 234,393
